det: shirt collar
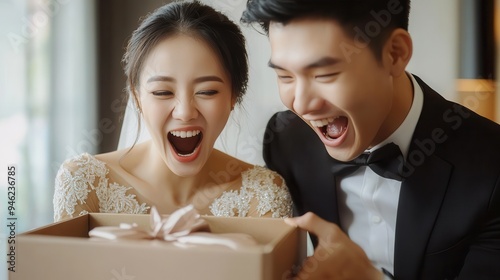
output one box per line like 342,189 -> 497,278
368,73 -> 424,160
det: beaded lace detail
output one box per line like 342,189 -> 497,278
53,153 -> 149,221
53,154 -> 292,221
209,166 -> 292,218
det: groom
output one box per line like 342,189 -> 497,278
242,0 -> 500,279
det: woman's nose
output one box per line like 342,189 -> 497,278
172,97 -> 198,121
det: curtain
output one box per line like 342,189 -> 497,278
0,2 -> 96,278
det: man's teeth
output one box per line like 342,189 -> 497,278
310,117 -> 335,127
169,130 -> 201,138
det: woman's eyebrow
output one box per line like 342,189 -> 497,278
193,76 -> 224,83
146,75 -> 224,83
147,75 -> 175,83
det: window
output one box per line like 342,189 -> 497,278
0,2 -> 96,278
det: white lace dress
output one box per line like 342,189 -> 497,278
53,153 -> 293,222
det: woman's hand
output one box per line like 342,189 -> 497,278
285,212 -> 383,280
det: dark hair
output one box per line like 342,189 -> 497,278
123,0 -> 249,110
241,0 -> 411,59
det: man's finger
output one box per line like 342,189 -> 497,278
285,212 -> 340,239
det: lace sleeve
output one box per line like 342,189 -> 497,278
53,153 -> 107,221
209,166 -> 293,218
245,167 -> 293,218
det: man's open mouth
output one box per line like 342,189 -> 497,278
310,116 -> 348,140
167,130 -> 203,156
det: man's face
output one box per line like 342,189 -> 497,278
268,18 -> 398,161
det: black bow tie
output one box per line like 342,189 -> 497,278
330,142 -> 405,181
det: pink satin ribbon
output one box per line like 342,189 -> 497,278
88,205 -> 258,250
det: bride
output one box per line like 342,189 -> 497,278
53,1 -> 292,221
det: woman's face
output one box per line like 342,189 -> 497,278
139,35 -> 234,177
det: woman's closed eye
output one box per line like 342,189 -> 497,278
196,90 -> 218,96
152,90 -> 174,97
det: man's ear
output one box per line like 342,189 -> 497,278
383,28 -> 413,77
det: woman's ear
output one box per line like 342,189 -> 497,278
231,96 -> 237,111
133,93 -> 142,114
384,28 -> 413,77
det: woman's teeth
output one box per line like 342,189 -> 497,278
169,130 -> 201,138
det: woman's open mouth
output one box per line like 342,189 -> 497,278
167,129 -> 203,162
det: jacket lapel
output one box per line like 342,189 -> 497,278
394,155 -> 452,278
307,146 -> 341,225
393,75 -> 454,278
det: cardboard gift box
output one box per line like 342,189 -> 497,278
9,213 -> 307,280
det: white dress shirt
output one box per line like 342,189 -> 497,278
336,73 -> 424,274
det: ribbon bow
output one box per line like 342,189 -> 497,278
89,205 -> 258,250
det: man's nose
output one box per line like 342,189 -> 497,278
292,80 -> 323,115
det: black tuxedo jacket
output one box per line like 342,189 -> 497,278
263,76 -> 500,279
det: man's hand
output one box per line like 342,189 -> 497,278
285,212 -> 383,280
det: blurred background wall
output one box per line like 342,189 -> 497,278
0,0 -> 498,278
